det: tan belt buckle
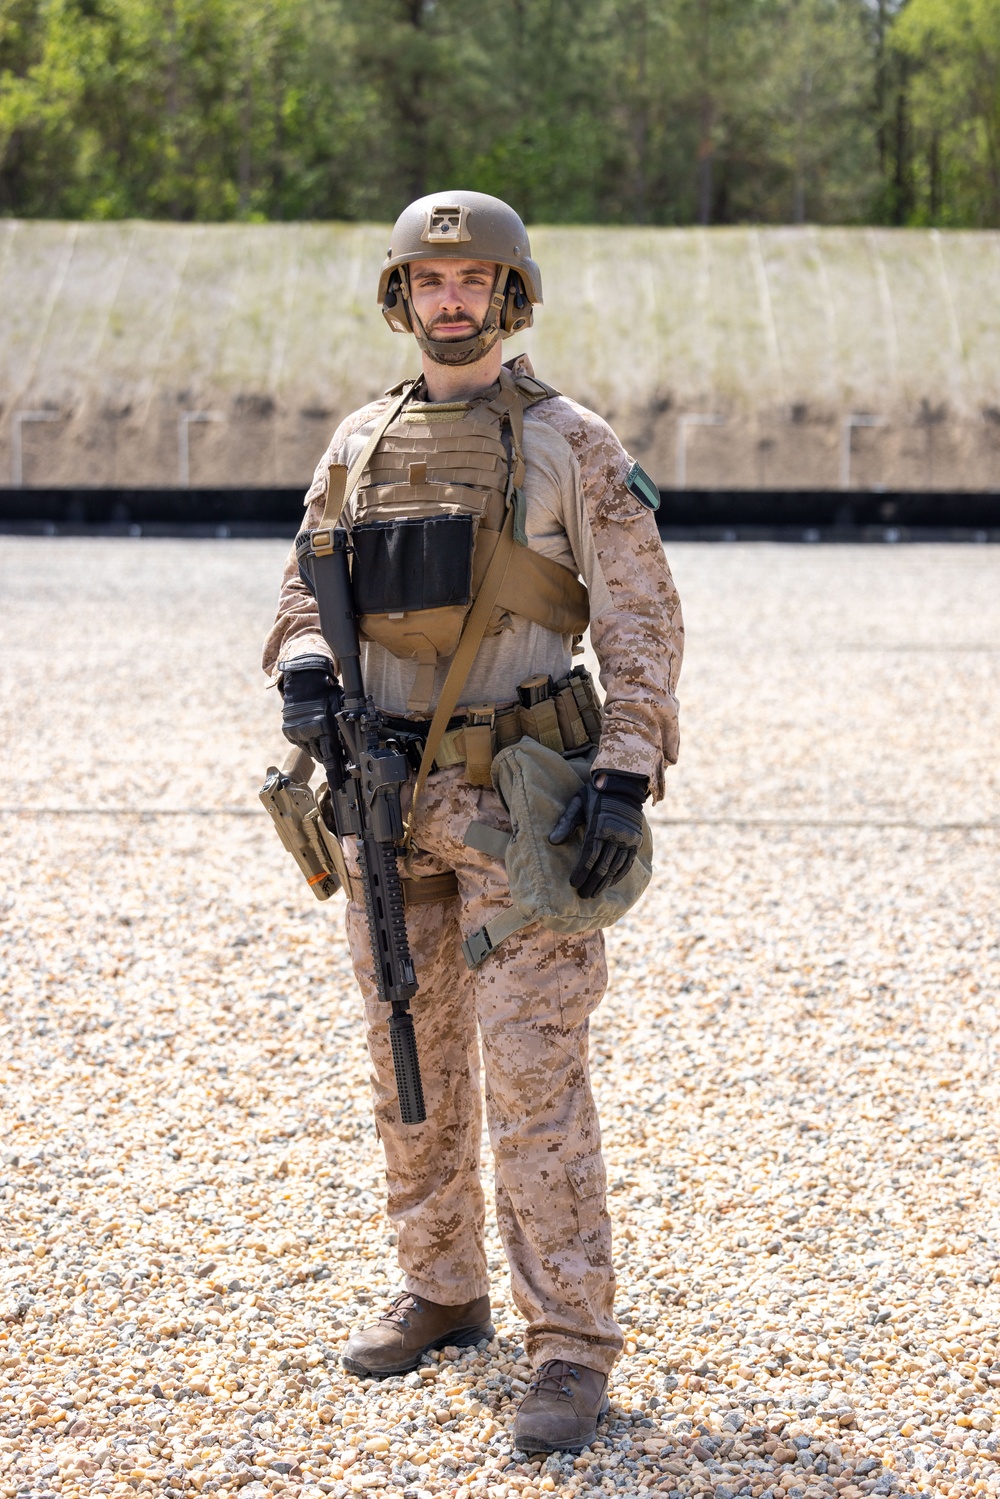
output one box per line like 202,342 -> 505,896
311,528 -> 335,557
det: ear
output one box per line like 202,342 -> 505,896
501,271 -> 533,334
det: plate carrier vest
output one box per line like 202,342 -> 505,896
310,363 -> 590,717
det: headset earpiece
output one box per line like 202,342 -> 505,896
381,268 -> 413,334
503,271 -> 533,334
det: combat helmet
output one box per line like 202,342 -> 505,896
377,190 -> 542,366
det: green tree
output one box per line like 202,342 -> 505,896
0,0 -> 108,216
894,0 -> 1000,224
741,0 -> 879,223
0,0 -> 913,226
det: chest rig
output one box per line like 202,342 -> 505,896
328,365 -> 590,715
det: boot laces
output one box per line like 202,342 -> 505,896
528,1359 -> 581,1400
379,1293 -> 422,1326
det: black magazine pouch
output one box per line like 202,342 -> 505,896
352,514 -> 476,614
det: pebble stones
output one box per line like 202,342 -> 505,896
0,539 -> 999,1499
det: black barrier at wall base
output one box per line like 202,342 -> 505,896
0,488 -> 305,530
0,488 -> 998,541
656,489 -> 1000,530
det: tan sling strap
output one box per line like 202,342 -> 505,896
471,527 -> 589,634
494,364 -> 528,495
486,364 -> 588,632
404,500 -> 518,846
313,379 -> 418,543
403,370 -> 592,843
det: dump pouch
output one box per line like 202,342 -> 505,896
460,739 -> 653,969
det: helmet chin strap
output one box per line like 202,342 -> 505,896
407,266 -> 507,367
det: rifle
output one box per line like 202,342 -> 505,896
294,525 -> 426,1126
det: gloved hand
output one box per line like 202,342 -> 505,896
549,769 -> 648,900
279,654 -> 343,767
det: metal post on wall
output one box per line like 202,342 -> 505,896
178,412 -> 223,488
675,413 -> 725,489
11,411 -> 62,488
840,414 -> 887,490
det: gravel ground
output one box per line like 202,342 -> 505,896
1,539 -> 998,1499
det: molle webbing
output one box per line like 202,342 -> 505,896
363,405 -> 510,500
350,376 -> 590,693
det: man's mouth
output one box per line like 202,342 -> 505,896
429,317 -> 477,339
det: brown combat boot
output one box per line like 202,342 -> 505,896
512,1360 -> 610,1454
341,1291 -> 494,1377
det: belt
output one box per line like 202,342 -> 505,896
379,710 -> 515,777
377,668 -> 603,788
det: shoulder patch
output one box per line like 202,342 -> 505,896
625,460 -> 660,511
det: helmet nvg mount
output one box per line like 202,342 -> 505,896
378,190 -> 542,367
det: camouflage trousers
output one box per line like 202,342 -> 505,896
344,765 -> 623,1375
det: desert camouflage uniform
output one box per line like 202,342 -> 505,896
263,359 -> 683,1375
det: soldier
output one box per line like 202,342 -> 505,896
263,190 -> 683,1454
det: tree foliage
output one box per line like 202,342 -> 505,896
0,0 -> 990,225
894,0 -> 1000,223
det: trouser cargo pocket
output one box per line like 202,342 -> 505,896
566,1153 -> 612,1267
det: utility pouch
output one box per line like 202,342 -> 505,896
460,738 -> 653,969
462,704 -> 497,787
350,474 -> 498,713
351,509 -> 479,673
517,674 -> 564,753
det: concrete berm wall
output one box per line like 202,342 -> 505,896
2,219 -> 1000,492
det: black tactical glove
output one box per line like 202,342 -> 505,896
548,769 -> 648,900
279,654 -> 343,767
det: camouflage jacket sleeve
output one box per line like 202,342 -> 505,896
532,398 -> 683,801
260,399 -> 391,682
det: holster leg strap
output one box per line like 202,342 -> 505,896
463,821 -> 512,861
461,906 -> 532,970
346,870 -> 459,907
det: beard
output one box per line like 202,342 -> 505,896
414,303 -> 501,367
426,311 -> 485,341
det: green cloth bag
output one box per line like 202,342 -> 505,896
461,738 -> 654,969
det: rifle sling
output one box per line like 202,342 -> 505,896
405,501 -> 517,844
318,380 -> 418,532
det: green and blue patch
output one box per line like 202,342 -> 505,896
625,460 -> 660,511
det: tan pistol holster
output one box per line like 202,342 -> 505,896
259,746 -> 349,900
259,747 -> 458,907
